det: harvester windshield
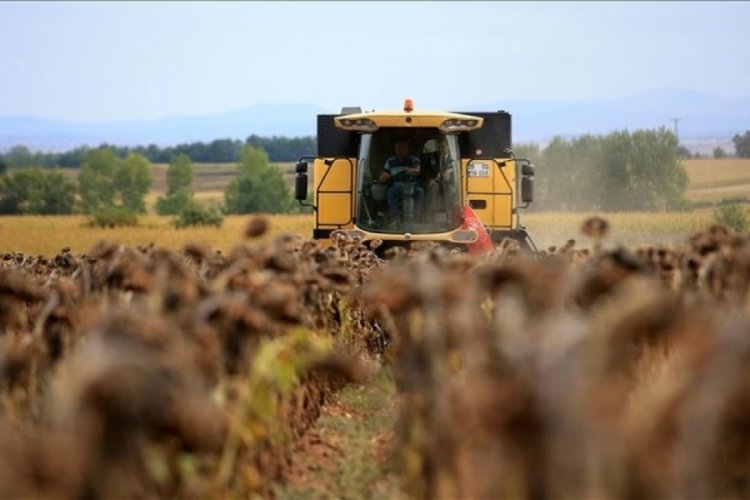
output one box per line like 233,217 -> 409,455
355,129 -> 461,234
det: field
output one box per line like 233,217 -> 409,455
144,162 -> 296,208
5,157 -> 744,257
0,214 -> 311,256
683,157 -> 750,202
2,157 -> 750,498
0,211 -> 720,257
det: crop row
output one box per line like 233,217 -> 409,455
0,220 -> 381,498
364,221 -> 750,498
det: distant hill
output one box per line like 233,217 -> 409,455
1,89 -> 748,154
0,102 -> 330,152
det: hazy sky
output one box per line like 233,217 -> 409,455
2,1 -> 748,122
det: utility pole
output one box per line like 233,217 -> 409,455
670,117 -> 682,141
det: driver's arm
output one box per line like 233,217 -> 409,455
379,160 -> 392,183
407,157 -> 420,175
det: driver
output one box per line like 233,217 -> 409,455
379,139 -> 424,222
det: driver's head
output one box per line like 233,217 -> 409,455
394,140 -> 410,160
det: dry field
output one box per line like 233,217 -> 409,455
0,211 -> 719,257
684,158 -> 750,202
0,214 -> 312,256
150,162 -> 296,192
145,162 -> 296,210
524,210 -> 715,249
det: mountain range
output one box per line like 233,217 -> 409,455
1,89 -> 748,154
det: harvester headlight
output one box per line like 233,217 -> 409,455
451,229 -> 478,243
337,117 -> 378,132
439,118 -> 481,132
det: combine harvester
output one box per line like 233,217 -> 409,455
294,99 -> 536,253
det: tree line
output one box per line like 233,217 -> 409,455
2,128 -> 750,170
0,145 -> 294,225
514,128 -> 689,212
3,127 -> 750,217
0,135 -> 316,169
734,131 -> 750,158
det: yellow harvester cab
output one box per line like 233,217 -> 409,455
294,99 -> 535,251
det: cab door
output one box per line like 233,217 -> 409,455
314,157 -> 354,228
314,115 -> 358,230
464,159 -> 514,230
464,159 -> 496,227
459,112 -> 514,230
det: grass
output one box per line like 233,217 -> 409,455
273,367 -> 404,500
0,214 -> 313,256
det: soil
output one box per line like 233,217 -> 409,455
274,366 -> 405,499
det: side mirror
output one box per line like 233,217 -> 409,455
294,161 -> 309,201
295,173 -> 308,201
519,161 -> 534,204
521,176 -> 534,204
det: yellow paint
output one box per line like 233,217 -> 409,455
313,157 -> 355,228
463,158 -> 517,230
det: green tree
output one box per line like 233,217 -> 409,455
115,153 -> 151,213
533,129 -> 686,212
225,176 -> 257,213
0,168 -> 75,214
166,153 -> 193,194
713,146 -> 727,159
224,146 -> 293,214
538,134 -> 603,211
628,128 -> 687,210
78,148 -> 151,215
733,131 -> 750,158
597,131 -> 633,211
0,159 -> 7,175
5,145 -> 34,168
78,148 -> 118,213
512,143 -> 542,164
207,139 -> 242,162
0,168 -> 44,213
714,203 -> 747,232
156,188 -> 192,215
172,200 -> 224,228
42,170 -> 77,214
676,145 -> 692,159
246,135 -> 315,162
156,154 -> 194,215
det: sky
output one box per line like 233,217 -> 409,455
1,1 -> 749,122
